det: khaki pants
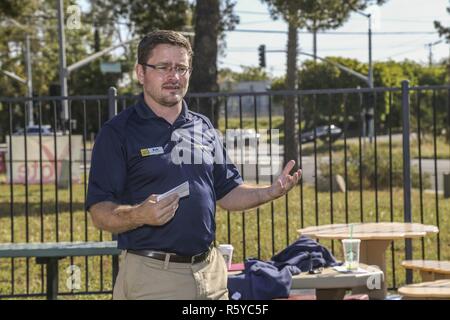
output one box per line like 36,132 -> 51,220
113,247 -> 229,300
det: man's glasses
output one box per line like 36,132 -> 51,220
141,63 -> 192,76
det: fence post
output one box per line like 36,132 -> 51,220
401,80 -> 413,285
108,87 -> 117,120
107,87 -> 120,287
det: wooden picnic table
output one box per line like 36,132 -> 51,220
399,279 -> 450,299
402,260 -> 450,281
290,263 -> 383,300
297,222 -> 439,299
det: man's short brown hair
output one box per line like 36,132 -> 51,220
137,30 -> 193,66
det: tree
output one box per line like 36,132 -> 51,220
190,0 -> 220,126
434,1 -> 450,42
260,0 -> 387,168
219,66 -> 270,83
0,0 -> 22,18
434,1 -> 450,81
0,0 -> 127,139
106,0 -> 191,37
295,57 -> 447,139
190,0 -> 239,127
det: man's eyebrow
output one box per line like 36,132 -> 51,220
153,62 -> 189,66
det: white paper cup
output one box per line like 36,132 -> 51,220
217,244 -> 234,270
342,239 -> 361,271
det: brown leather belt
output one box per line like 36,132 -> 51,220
127,246 -> 211,264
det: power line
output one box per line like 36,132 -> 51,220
380,45 -> 428,59
226,38 -> 441,52
229,28 -> 439,35
235,10 -> 269,15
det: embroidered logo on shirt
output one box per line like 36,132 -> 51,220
140,146 -> 164,157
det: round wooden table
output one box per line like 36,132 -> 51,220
297,222 -> 439,299
399,279 -> 450,299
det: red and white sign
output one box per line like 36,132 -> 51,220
5,135 -> 82,184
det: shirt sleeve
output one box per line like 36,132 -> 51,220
86,124 -> 127,211
212,131 -> 243,200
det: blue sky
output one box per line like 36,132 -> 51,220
221,0 -> 450,77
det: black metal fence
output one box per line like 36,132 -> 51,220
0,81 -> 449,298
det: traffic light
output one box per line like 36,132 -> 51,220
258,44 -> 266,68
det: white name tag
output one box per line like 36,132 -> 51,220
140,146 -> 164,157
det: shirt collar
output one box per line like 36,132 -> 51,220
135,93 -> 190,123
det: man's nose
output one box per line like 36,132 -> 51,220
166,67 -> 180,79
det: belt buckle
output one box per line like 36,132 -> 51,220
191,252 -> 204,264
191,252 -> 203,264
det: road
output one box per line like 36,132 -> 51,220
228,142 -> 450,191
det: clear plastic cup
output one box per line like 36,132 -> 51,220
217,244 -> 234,270
342,239 -> 361,271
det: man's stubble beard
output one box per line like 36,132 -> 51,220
146,85 -> 188,108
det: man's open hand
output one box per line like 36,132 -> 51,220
268,160 -> 302,199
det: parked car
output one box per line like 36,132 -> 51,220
300,125 -> 343,144
14,125 -> 55,136
225,129 -> 261,148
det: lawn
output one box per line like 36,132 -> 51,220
301,134 -> 450,159
0,182 -> 449,299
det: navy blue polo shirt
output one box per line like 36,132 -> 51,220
86,94 -> 242,255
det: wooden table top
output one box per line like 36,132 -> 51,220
402,260 -> 450,274
297,222 -> 439,240
399,279 -> 450,298
291,264 -> 383,289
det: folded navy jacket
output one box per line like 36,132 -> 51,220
227,236 -> 340,300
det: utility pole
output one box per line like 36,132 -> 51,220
313,29 -> 317,62
312,19 -> 318,63
57,0 -> 69,131
426,40 -> 443,67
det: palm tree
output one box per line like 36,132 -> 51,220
261,0 -> 386,168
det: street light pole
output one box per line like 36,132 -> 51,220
354,9 -> 374,142
367,13 -> 374,143
368,14 -> 373,89
2,19 -> 35,126
57,0 -> 69,131
25,34 -> 34,127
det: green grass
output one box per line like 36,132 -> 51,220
300,134 -> 450,159
218,116 -> 285,132
411,135 -> 450,159
0,182 -> 449,299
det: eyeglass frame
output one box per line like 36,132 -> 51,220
140,62 -> 192,76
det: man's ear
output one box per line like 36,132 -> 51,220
135,64 -> 144,85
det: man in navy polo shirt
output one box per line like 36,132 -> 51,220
86,30 -> 302,300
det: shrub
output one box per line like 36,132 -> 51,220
319,144 -> 431,190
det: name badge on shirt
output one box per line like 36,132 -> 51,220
141,146 -> 164,157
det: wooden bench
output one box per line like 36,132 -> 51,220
401,260 -> 450,281
399,279 -> 450,299
0,241 -> 121,300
